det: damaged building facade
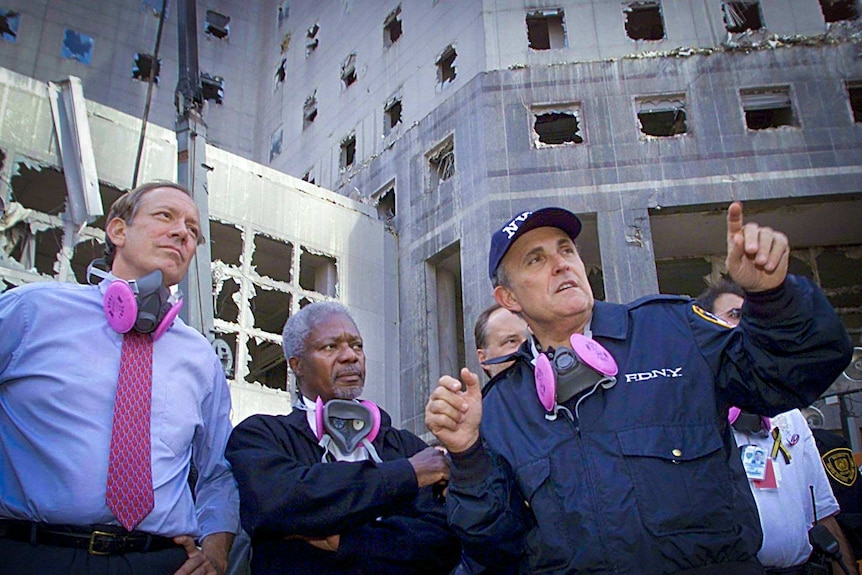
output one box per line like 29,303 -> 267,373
0,1 -> 860,441
0,67 -> 397,425
262,0 -> 862,438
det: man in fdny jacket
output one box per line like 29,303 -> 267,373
425,202 -> 853,575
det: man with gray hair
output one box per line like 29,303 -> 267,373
226,301 -> 461,575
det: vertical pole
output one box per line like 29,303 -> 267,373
176,112 -> 214,340
175,0 -> 214,340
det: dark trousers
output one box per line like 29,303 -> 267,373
0,538 -> 188,575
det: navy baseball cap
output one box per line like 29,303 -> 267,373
488,207 -> 582,281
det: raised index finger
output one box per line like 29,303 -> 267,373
726,201 -> 744,241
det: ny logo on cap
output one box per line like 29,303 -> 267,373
502,211 -> 532,239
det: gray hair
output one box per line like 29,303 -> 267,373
492,264 -> 510,289
282,301 -> 355,362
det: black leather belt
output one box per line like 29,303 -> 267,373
0,519 -> 179,555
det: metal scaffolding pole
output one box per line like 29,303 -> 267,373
175,0 -> 214,341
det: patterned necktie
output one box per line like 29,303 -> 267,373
106,330 -> 155,531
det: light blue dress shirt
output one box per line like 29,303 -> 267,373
0,279 -> 239,539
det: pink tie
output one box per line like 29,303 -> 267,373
106,330 -> 155,531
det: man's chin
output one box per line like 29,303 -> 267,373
334,384 -> 364,400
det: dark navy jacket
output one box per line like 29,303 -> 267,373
226,406 -> 461,575
447,276 -> 853,575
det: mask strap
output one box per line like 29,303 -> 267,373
318,435 -> 335,463
86,261 -> 126,288
362,438 -> 383,463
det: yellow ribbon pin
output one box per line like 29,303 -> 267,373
770,427 -> 792,464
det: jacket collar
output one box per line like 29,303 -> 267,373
589,300 -> 628,340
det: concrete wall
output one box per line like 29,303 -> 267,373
264,0 -> 487,189
266,0 -> 847,194
484,0 -> 832,69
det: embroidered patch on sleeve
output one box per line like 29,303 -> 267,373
822,447 -> 858,487
692,304 -> 735,329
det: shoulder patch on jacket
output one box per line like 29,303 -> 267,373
821,447 -> 859,487
692,304 -> 735,329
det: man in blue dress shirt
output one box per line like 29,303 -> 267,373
0,182 -> 239,574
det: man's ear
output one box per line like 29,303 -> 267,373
105,217 -> 128,249
494,285 -> 522,314
476,348 -> 487,365
288,356 -> 302,378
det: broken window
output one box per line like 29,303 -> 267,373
384,5 -> 402,48
427,136 -> 455,192
274,59 -> 286,89
303,91 -> 317,128
740,87 -> 796,130
341,52 -> 357,88
280,32 -> 290,54
299,296 -> 315,309
526,9 -> 567,50
11,165 -> 67,215
246,336 -> 288,389
588,267 -> 605,302
299,248 -> 337,297
384,96 -> 402,135
277,1 -> 289,28
253,233 -> 293,284
636,95 -> 687,137
200,72 -> 224,104
723,1 -> 763,33
61,29 -> 94,65
214,277 -> 241,323
210,220 -> 243,266
301,169 -> 315,184
533,107 -> 584,145
339,133 -> 356,170
819,0 -> 859,23
30,228 -> 62,276
70,237 -> 107,284
847,81 -> 862,123
306,23 -> 319,57
132,53 -> 160,83
625,2 -> 665,41
251,286 -> 292,333
436,45 -> 457,87
0,9 -> 20,43
373,184 -> 396,222
657,257 -> 713,298
817,248 -> 862,326
204,10 -> 230,39
270,127 -> 283,163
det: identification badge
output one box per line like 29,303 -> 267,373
741,445 -> 767,481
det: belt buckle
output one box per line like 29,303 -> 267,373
88,530 -> 117,555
